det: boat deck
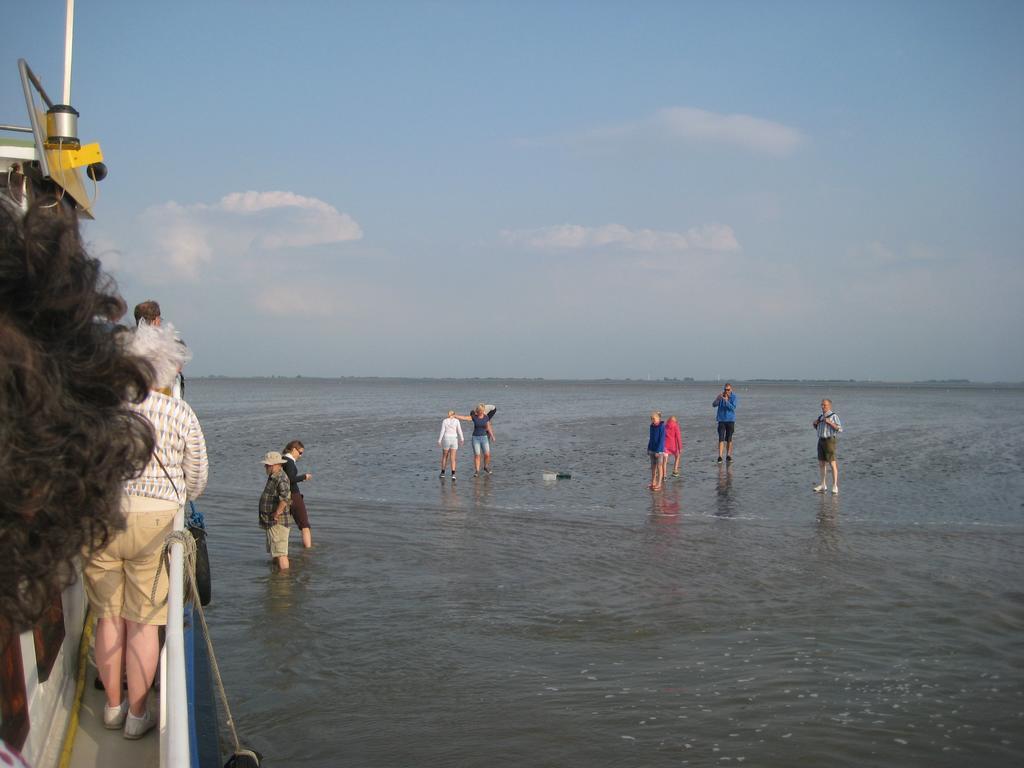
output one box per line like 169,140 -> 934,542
67,679 -> 158,768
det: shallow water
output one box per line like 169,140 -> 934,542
187,379 -> 1024,767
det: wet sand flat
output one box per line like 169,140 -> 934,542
188,378 -> 1024,767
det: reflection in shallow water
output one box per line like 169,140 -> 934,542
715,462 -> 734,517
813,495 -> 842,554
438,478 -> 463,513
649,482 -> 681,518
647,485 -> 682,557
470,473 -> 492,506
263,569 -> 294,615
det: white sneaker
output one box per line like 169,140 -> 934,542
124,707 -> 156,739
812,483 -> 827,493
103,700 -> 127,729
831,485 -> 840,495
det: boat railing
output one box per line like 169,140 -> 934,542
161,506 -> 191,766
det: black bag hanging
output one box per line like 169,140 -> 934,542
187,501 -> 212,606
154,450 -> 214,607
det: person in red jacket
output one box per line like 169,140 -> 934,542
664,415 -> 684,477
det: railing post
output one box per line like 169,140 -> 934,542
161,506 -> 190,766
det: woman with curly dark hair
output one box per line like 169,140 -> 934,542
0,200 -> 156,756
0,200 -> 155,631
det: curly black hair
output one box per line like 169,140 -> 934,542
0,200 -> 155,631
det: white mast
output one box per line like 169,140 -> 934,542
62,0 -> 75,104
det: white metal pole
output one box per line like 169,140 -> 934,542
62,0 -> 75,104
162,505 -> 191,767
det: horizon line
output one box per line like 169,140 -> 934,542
186,375 -> 1024,387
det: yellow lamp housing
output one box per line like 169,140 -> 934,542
54,141 -> 102,170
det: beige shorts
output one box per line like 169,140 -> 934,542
265,524 -> 290,558
83,495 -> 177,625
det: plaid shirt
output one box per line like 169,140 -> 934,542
259,469 -> 292,528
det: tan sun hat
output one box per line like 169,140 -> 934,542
261,451 -> 286,466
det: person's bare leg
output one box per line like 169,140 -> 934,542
440,448 -> 448,473
277,555 -> 290,571
651,456 -> 663,490
830,460 -> 839,491
673,453 -> 681,475
474,451 -> 482,474
718,441 -> 724,460
451,450 -> 457,475
95,616 -> 126,708
726,440 -> 734,459
484,449 -> 492,472
301,527 -> 312,548
124,621 -> 159,716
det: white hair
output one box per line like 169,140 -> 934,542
126,321 -> 191,390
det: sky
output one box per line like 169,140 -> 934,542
4,0 -> 1023,381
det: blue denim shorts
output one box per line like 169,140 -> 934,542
472,435 -> 490,455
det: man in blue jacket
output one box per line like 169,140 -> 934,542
713,383 -> 738,463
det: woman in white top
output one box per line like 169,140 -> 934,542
83,321 -> 208,739
438,410 -> 464,480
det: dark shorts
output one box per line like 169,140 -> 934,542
290,492 -> 311,529
717,421 -> 735,443
817,437 -> 837,462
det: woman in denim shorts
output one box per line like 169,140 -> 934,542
456,403 -> 496,477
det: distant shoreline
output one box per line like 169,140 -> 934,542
188,375 -> 1024,388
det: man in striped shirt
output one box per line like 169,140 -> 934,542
812,399 -> 843,495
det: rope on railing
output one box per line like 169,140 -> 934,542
153,529 -> 262,767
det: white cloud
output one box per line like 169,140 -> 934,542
134,191 -> 362,280
139,201 -> 214,280
530,106 -> 802,156
251,282 -> 354,319
501,223 -> 740,253
85,232 -> 125,272
218,190 -> 327,214
847,241 -> 942,266
653,107 -> 802,155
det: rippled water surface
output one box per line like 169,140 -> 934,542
187,379 -> 1024,767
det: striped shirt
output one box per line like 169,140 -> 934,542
124,391 -> 209,503
816,411 -> 843,439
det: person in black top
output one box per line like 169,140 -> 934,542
454,404 -> 497,477
281,440 -> 314,548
